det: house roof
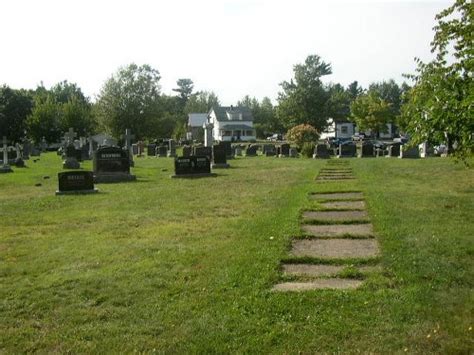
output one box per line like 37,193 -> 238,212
212,106 -> 253,122
188,113 -> 208,127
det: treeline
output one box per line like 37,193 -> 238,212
0,60 -> 408,143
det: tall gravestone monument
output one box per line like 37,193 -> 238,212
0,136 -> 13,173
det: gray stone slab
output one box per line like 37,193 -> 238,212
320,200 -> 366,210
310,192 -> 363,200
283,264 -> 344,277
302,210 -> 369,221
290,238 -> 380,259
272,279 -> 363,291
301,223 -> 374,237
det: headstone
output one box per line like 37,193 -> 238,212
279,143 -> 290,157
172,156 -> 216,178
386,143 -> 401,157
337,143 -> 356,158
63,144 -> 81,169
312,144 -> 329,159
234,146 -> 243,157
167,139 -> 177,157
56,171 -> 98,195
137,141 -> 145,156
212,144 -> 229,168
357,142 -> 374,158
22,138 -> 31,160
262,144 -> 273,155
132,144 -> 139,155
93,146 -> 136,183
182,145 -> 192,157
147,144 -> 156,156
0,136 -> 13,173
40,137 -> 47,152
30,147 -> 41,156
220,141 -> 232,159
14,143 -> 25,167
64,128 -> 77,145
156,145 -> 168,157
419,142 -> 429,158
80,144 -> 90,161
276,146 -> 281,156
289,148 -> 298,158
194,146 -> 212,159
204,122 -> 214,147
265,145 -> 276,157
122,129 -> 135,167
245,144 -> 258,156
399,145 -> 419,159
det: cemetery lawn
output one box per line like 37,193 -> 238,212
1,153 -> 473,353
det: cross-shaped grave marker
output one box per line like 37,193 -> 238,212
0,136 -> 13,173
123,128 -> 135,150
64,128 -> 77,145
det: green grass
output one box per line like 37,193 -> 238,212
0,153 -> 473,353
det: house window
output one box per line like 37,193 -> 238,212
223,130 -> 232,136
341,126 -> 348,134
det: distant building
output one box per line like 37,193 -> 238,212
320,118 -> 396,140
187,113 -> 208,141
207,106 -> 255,142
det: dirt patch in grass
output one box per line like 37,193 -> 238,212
301,223 -> 374,237
290,238 -> 380,259
272,279 -> 363,291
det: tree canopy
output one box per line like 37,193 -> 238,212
401,0 -> 473,159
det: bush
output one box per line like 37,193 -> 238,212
301,142 -> 315,158
286,124 -> 319,149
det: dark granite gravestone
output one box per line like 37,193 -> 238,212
357,142 -> 374,158
22,139 -> 31,160
219,141 -> 232,159
80,145 -> 90,161
182,145 -> 192,157
93,146 -> 136,183
132,144 -> 139,155
276,146 -> 281,156
167,139 -> 177,157
289,148 -> 298,157
56,171 -> 98,195
156,145 -> 168,157
386,143 -> 401,157
313,144 -> 330,158
399,145 -> 419,159
147,144 -> 156,156
172,156 -> 216,178
265,145 -> 276,157
63,144 -> 81,169
212,144 -> 229,168
279,144 -> 290,157
337,143 -> 356,158
194,146 -> 212,159
245,144 -> 258,156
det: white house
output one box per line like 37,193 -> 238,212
207,106 -> 256,142
321,118 -> 396,140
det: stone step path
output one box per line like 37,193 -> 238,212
273,159 -> 382,292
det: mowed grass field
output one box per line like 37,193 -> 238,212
0,152 -> 472,353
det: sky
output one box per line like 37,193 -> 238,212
0,0 -> 451,105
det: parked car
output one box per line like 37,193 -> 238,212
327,137 -> 351,148
352,133 -> 367,141
393,135 -> 409,144
267,133 -> 282,141
434,144 -> 448,155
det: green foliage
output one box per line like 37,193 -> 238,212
95,63 -> 163,139
350,93 -> 393,137
300,142 -> 315,158
26,96 -> 62,143
368,79 -> 403,117
173,79 -> 194,107
286,123 -> 319,149
238,95 -> 280,138
0,85 -> 33,142
184,91 -> 220,114
401,0 -> 473,159
277,55 -> 332,131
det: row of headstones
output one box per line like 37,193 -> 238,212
313,142 -> 432,159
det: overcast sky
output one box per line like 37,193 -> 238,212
0,0 -> 450,104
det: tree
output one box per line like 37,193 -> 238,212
326,83 -> 351,121
276,55 -> 332,131
184,91 -> 220,114
401,0 -> 473,159
368,79 -> 402,117
286,123 -> 320,149
61,95 -> 95,137
346,81 -> 364,101
349,93 -> 393,138
0,86 -> 33,142
26,96 -> 62,143
173,79 -> 194,106
95,63 -> 162,139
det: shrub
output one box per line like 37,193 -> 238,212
301,142 -> 315,158
286,124 -> 319,149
